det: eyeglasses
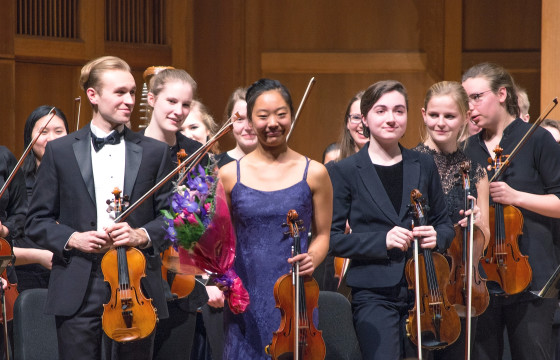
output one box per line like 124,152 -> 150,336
468,90 -> 493,104
347,114 -> 363,124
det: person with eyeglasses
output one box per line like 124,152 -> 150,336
317,90 -> 367,294
214,88 -> 258,169
337,91 -> 367,161
462,62 -> 560,360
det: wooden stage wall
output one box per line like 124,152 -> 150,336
0,0 -> 550,162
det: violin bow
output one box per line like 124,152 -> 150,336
114,113 -> 238,223
411,217 -> 423,360
74,96 -> 82,131
286,77 -> 316,142
489,97 -> 558,182
461,163 -> 474,360
0,108 -> 57,200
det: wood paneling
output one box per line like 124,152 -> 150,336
463,0 -> 541,51
541,0 -> 560,116
0,61 -> 17,151
258,0 -> 422,52
261,52 -> 427,74
0,0 -> 548,158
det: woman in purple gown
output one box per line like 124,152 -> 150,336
219,79 -> 333,359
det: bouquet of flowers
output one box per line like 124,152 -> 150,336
161,164 -> 249,314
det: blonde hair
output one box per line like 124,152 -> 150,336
422,81 -> 469,144
80,56 -> 130,93
190,100 -> 219,153
149,68 -> 197,98
516,86 -> 530,118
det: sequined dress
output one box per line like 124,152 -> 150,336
223,158 -> 313,360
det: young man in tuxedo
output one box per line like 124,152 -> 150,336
26,56 -> 173,360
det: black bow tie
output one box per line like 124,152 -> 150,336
91,130 -> 123,152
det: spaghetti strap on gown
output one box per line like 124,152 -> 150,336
223,157 -> 313,360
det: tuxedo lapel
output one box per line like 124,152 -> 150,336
356,147 -> 400,224
123,129 -> 143,198
399,148 -> 420,221
72,125 -> 95,204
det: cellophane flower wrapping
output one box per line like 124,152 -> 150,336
161,165 -> 249,314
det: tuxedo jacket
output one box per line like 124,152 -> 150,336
25,124 -> 173,318
328,144 -> 454,289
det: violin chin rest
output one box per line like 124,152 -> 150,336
110,327 -> 142,342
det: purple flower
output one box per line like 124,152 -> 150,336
187,176 -> 208,195
184,196 -> 199,213
164,217 -> 178,243
171,193 -> 189,213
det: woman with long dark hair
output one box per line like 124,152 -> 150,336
14,105 -> 68,292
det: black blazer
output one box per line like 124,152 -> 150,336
328,144 -> 454,289
25,124 -> 173,318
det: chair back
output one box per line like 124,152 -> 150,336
318,291 -> 361,360
13,288 -> 59,360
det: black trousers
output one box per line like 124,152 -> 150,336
431,317 -> 477,360
153,300 -> 197,360
474,292 -> 557,360
351,285 -> 417,360
55,261 -> 155,360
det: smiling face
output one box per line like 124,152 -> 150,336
251,90 -> 291,147
182,105 -> 210,144
422,94 -> 467,151
148,80 -> 193,134
32,115 -> 68,162
87,69 -> 136,129
363,90 -> 407,146
231,100 -> 257,152
346,99 -> 368,150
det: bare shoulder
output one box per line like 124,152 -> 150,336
218,161 -> 237,193
306,159 -> 332,191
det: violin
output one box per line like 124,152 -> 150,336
161,149 -> 195,299
101,188 -> 158,343
0,237 -> 16,360
445,162 -> 489,360
481,145 -> 532,295
405,189 -> 460,354
0,238 -> 16,325
265,210 -> 325,360
446,162 -> 489,317
333,256 -> 349,289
